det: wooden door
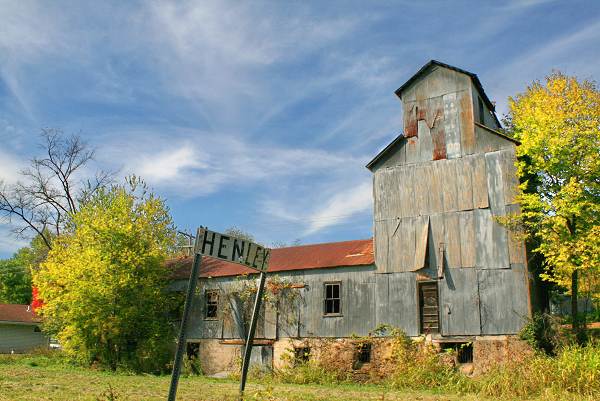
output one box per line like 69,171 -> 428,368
419,282 -> 440,334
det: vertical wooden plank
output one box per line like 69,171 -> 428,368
459,90 -> 476,155
471,155 -> 489,209
485,151 -> 506,216
388,218 -> 402,272
458,210 -> 476,268
413,216 -> 430,271
456,157 -> 474,211
444,213 -> 462,268
440,159 -> 458,212
443,92 -> 461,159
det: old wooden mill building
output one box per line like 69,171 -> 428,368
170,60 -> 533,375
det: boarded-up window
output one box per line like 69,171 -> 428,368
205,290 -> 219,319
418,282 -> 439,334
324,282 -> 341,315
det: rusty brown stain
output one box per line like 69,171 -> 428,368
431,125 -> 447,160
405,104 -> 418,137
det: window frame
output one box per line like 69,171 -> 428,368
204,289 -> 220,320
323,281 -> 342,317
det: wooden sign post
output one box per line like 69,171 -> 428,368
167,227 -> 270,401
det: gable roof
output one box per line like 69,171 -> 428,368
395,60 -> 497,112
365,133 -> 405,171
0,304 -> 41,324
168,238 -> 374,279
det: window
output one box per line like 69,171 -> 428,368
441,342 -> 473,364
324,282 -> 341,315
294,347 -> 311,364
356,342 -> 371,363
205,290 -> 219,319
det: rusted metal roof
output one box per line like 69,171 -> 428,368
168,239 -> 374,279
0,304 -> 41,324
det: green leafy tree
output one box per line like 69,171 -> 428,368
0,235 -> 50,304
34,177 -> 178,371
505,72 -> 600,339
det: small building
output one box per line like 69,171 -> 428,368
171,60 -> 534,375
0,304 -> 49,353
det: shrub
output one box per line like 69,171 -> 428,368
519,312 -> 573,354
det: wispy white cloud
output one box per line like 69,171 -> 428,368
302,181 -> 372,235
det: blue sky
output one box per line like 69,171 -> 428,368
1,0 -> 599,257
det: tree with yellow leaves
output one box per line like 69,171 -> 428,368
34,177 -> 178,371
506,72 -> 600,340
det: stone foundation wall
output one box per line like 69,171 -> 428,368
191,335 -> 532,377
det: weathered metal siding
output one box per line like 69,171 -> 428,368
370,64 -> 530,337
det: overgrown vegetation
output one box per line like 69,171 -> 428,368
260,326 -> 600,400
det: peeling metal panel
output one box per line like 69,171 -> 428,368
470,155 -> 489,209
444,213 -> 462,268
485,151 -> 507,216
413,216 -> 430,271
440,268 -> 481,335
443,92 -> 461,158
478,267 -> 529,334
458,211 -> 476,268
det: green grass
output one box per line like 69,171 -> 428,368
0,354 -> 596,401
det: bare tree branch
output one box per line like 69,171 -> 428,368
0,129 -> 114,249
